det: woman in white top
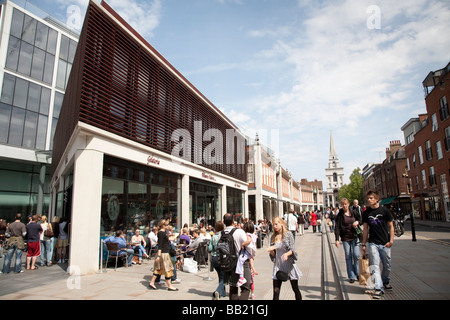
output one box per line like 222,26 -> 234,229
39,215 -> 53,266
131,229 -> 149,263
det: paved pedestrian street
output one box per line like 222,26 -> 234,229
1,221 -> 449,302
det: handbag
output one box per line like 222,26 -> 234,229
169,246 -> 177,257
276,270 -> 289,282
44,224 -> 54,238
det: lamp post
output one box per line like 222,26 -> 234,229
402,171 -> 416,242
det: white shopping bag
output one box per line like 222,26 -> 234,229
183,257 -> 198,273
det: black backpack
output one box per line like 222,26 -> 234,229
216,228 -> 238,272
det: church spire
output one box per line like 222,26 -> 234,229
329,130 -> 337,160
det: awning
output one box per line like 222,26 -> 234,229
379,196 -> 396,205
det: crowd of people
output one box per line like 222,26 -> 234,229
139,212 -> 305,300
0,213 -> 71,274
1,189 -> 395,300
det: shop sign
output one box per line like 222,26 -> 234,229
202,172 -> 216,181
147,155 -> 161,165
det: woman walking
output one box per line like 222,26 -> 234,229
148,219 -> 178,291
310,211 -> 317,233
334,198 -> 361,283
267,216 -> 302,300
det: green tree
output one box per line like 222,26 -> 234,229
337,168 -> 364,205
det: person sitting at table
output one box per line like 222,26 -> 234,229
185,229 -> 202,257
179,228 -> 191,251
131,229 -> 149,264
104,230 -> 134,267
148,226 -> 158,256
200,227 -> 211,241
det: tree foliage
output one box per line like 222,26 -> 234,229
337,168 -> 364,205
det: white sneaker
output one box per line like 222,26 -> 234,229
236,277 -> 247,287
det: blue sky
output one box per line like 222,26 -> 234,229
38,0 -> 450,187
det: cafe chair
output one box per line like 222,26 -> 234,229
105,242 -> 128,271
194,241 -> 208,269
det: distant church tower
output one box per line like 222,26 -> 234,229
325,130 -> 344,208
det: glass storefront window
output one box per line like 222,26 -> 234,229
227,187 -> 244,219
189,179 -> 221,228
0,161 -> 51,221
101,156 -> 180,240
101,178 -> 124,236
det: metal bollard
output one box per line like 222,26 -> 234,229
98,239 -> 106,273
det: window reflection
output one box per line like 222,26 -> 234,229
101,157 -> 180,242
5,9 -> 64,85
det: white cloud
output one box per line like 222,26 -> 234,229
226,0 -> 450,182
107,0 -> 162,38
53,0 -> 162,38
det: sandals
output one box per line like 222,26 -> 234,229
167,287 -> 179,291
149,283 -> 157,290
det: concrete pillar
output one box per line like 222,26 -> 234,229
36,163 -> 46,214
221,185 -> 227,218
181,174 -> 190,227
69,149 -> 103,275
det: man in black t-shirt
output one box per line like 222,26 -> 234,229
362,190 -> 394,299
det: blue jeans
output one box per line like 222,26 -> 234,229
135,244 -> 146,260
212,255 -> 226,298
40,240 -> 52,266
368,243 -> 391,291
2,242 -> 23,273
343,239 -> 360,280
124,249 -> 134,266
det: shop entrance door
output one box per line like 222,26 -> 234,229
194,194 -> 216,227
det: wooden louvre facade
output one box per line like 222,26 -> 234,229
52,0 -> 247,182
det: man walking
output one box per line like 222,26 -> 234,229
1,213 -> 26,274
284,209 -> 298,241
351,199 -> 363,221
222,213 -> 250,300
361,190 -> 394,299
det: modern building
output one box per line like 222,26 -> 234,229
324,130 -> 344,208
362,141 -> 410,213
401,61 -> 450,222
50,0 -> 249,274
0,0 -> 78,222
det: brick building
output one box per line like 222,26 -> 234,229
401,61 -> 450,222
364,141 -> 409,213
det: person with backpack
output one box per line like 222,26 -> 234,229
217,213 -> 250,300
209,221 -> 226,300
